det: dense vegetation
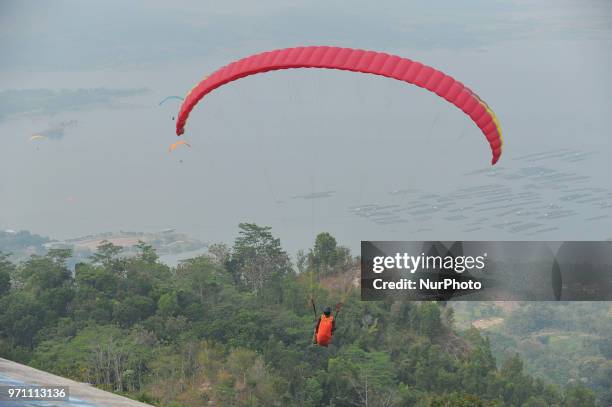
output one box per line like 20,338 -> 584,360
0,224 -> 603,406
454,302 -> 612,405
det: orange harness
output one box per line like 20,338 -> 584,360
316,315 -> 334,346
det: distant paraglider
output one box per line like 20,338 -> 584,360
30,120 -> 78,142
175,46 -> 504,165
169,139 -> 192,153
158,96 -> 184,106
30,134 -> 45,150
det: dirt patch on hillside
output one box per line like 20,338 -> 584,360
493,301 -> 519,313
319,268 -> 359,293
472,317 -> 504,330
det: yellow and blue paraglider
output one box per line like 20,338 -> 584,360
30,134 -> 46,141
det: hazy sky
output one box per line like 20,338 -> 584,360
1,0 -> 611,254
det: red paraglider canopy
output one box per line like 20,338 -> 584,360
176,46 -> 503,164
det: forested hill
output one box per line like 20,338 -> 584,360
0,229 -> 49,260
453,301 -> 612,405
0,224 -> 601,406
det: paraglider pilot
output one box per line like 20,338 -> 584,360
314,306 -> 336,347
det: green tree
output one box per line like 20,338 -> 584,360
90,241 -> 124,273
563,384 -> 597,407
207,243 -> 230,266
158,292 -> 180,317
497,354 -> 535,406
308,232 -> 351,277
309,232 -> 338,273
112,296 -> 155,327
72,263 -> 115,323
229,223 -> 291,296
303,376 -> 323,407
75,263 -> 118,296
0,293 -> 47,348
0,252 -> 14,296
135,240 -> 158,264
175,255 -> 231,309
418,302 -> 443,338
426,392 -> 486,406
328,345 -> 398,406
16,250 -> 74,319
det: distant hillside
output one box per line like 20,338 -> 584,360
0,229 -> 49,260
0,229 -> 207,269
453,301 -> 612,404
